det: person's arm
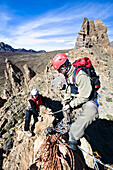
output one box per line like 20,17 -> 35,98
62,84 -> 71,105
69,70 -> 92,108
29,99 -> 39,116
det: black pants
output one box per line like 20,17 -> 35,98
24,109 -> 38,131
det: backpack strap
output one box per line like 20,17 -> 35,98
65,76 -> 68,83
73,67 -> 81,83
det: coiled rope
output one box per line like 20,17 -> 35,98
35,133 -> 75,170
37,110 -> 113,170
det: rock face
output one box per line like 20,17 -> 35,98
75,18 -> 110,49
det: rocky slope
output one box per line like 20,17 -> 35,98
0,49 -> 71,95
0,18 -> 113,169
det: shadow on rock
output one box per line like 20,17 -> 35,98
43,96 -> 64,127
0,97 -> 7,108
85,119 -> 113,164
0,148 -> 5,170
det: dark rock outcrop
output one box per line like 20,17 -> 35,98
0,97 -> 7,108
85,119 -> 113,164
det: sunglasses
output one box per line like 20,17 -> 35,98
58,66 -> 66,70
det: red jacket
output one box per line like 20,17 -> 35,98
30,95 -> 42,111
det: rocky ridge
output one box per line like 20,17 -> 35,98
0,18 -> 113,169
0,42 -> 46,53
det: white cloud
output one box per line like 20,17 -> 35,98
0,13 -> 12,31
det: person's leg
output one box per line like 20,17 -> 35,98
24,109 -> 32,131
69,101 -> 98,149
31,114 -> 38,133
33,114 -> 38,124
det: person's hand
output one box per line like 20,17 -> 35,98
47,108 -> 52,112
63,104 -> 70,111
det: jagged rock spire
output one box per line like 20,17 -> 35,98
2,59 -> 24,98
75,18 -> 110,49
2,59 -> 36,98
23,64 -> 36,92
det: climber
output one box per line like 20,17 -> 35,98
24,89 -> 45,137
52,53 -> 99,150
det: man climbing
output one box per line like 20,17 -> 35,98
52,53 -> 99,150
24,89 -> 45,137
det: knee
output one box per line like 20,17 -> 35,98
84,103 -> 99,120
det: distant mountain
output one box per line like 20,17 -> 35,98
0,42 -> 46,53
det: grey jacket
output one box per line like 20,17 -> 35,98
63,65 -> 93,108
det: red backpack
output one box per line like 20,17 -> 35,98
71,57 -> 100,91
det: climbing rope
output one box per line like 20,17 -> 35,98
34,118 -> 76,169
35,132 -> 75,170
78,146 -> 113,170
42,109 -> 63,115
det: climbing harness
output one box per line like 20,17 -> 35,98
55,118 -> 71,134
44,119 -> 70,136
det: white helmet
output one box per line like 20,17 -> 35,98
30,89 -> 39,96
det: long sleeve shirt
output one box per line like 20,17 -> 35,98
63,65 -> 93,108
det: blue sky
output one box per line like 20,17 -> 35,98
0,0 -> 113,52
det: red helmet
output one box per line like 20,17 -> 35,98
52,53 -> 68,70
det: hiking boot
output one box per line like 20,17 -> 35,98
24,130 -> 32,137
69,141 -> 77,150
68,130 -> 77,150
